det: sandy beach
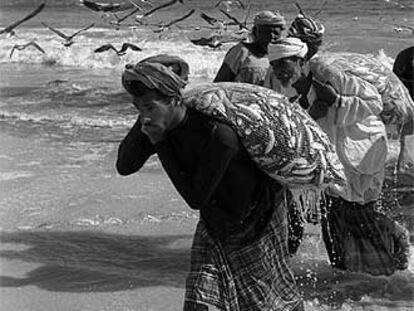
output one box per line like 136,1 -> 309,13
1,0 -> 414,309
1,131 -> 413,310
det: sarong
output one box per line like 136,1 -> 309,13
321,196 -> 410,275
184,200 -> 303,311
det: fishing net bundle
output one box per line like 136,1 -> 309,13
183,82 -> 347,221
311,52 -> 414,125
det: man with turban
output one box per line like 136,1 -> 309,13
263,39 -> 409,275
264,13 -> 325,97
117,55 -> 304,310
213,10 -> 286,86
287,14 -> 325,61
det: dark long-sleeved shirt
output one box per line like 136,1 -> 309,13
117,108 -> 282,239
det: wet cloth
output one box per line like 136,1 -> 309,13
321,195 -> 410,275
184,197 -> 303,311
309,57 -> 388,204
184,82 -> 347,222
223,42 -> 270,85
311,52 -> 414,125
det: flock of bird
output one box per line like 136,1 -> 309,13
2,0 -> 255,59
1,0 -> 413,59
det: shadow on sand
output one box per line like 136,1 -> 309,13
0,230 -> 192,292
0,229 -> 413,309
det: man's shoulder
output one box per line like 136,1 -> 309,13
225,42 -> 249,58
187,109 -> 239,146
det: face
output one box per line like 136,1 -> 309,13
270,57 -> 303,87
254,25 -> 284,45
132,90 -> 175,133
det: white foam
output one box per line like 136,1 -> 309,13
0,171 -> 33,181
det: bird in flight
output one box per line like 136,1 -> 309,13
80,0 -> 136,12
94,43 -> 142,55
215,0 -> 246,10
9,40 -> 46,58
150,9 -> 195,33
190,34 -> 241,49
0,3 -> 46,37
218,6 -> 251,31
41,22 -> 95,47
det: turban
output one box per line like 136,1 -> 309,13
139,54 -> 190,82
268,38 -> 308,61
253,10 -> 286,27
288,15 -> 325,47
122,60 -> 187,98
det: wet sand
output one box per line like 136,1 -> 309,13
0,132 -> 413,310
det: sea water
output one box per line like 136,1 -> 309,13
0,0 -> 413,310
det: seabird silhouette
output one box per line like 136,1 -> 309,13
215,0 -> 246,10
191,34 -> 241,49
41,22 -> 95,47
0,3 -> 46,37
151,9 -> 195,33
9,40 -> 46,58
80,0 -> 135,12
94,43 -> 142,55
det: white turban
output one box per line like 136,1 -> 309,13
267,38 -> 308,62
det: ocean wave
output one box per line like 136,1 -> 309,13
0,27 -> 228,81
0,109 -> 135,129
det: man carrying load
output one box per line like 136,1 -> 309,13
265,38 -> 409,276
116,55 -> 306,311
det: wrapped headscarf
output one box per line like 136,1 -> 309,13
253,10 -> 286,27
139,54 -> 190,82
122,60 -> 187,98
288,15 -> 325,48
267,37 -> 308,61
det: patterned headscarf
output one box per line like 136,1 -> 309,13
139,54 -> 190,82
267,37 -> 308,61
122,59 -> 187,98
253,10 -> 286,28
288,15 -> 325,48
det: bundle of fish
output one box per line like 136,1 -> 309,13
311,52 -> 414,125
183,82 -> 346,219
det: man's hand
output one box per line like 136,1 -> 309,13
141,118 -> 165,144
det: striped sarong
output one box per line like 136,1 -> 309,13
184,199 -> 303,311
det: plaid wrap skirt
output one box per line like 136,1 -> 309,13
184,201 -> 302,311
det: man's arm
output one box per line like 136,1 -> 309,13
213,62 -> 236,82
154,122 -> 239,209
116,118 -> 156,175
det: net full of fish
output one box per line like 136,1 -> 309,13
183,82 -> 347,218
311,52 -> 414,125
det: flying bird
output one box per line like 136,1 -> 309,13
219,7 -> 250,30
94,43 -> 142,55
392,24 -> 414,35
190,34 -> 241,49
80,0 -> 136,12
9,40 -> 46,58
41,22 -> 95,47
151,9 -> 195,33
0,3 -> 46,37
143,0 -> 183,17
110,0 -> 181,26
191,36 -> 223,49
215,0 -> 246,10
